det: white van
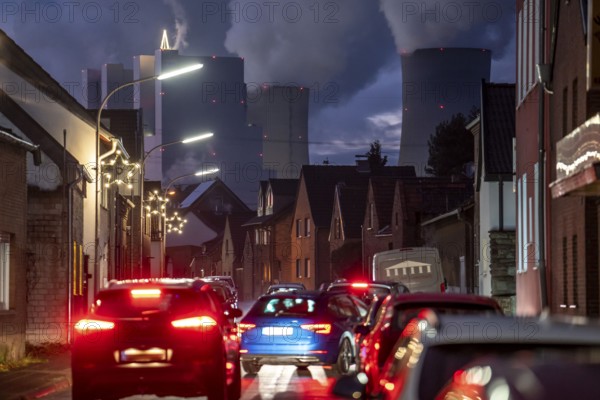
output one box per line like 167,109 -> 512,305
371,247 -> 445,293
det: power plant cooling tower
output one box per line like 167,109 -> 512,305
399,48 -> 491,175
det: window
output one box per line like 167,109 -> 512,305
266,187 -> 274,215
296,219 -> 301,237
334,218 -> 341,239
305,218 -> 310,237
572,235 -> 578,306
225,239 -> 230,254
572,78 -> 578,131
563,86 -> 568,137
562,237 -> 568,306
296,259 -> 301,278
368,203 -> 374,230
305,259 -> 311,279
0,233 -> 9,310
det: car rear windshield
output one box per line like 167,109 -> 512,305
93,288 -> 210,318
419,343 -> 600,400
330,285 -> 391,297
249,297 -> 317,317
393,304 -> 501,330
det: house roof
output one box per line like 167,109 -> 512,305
399,176 -> 474,218
0,29 -> 113,141
337,185 -> 368,239
180,180 -> 217,208
481,82 -> 515,178
370,177 -> 399,232
226,211 -> 256,262
301,165 -> 415,228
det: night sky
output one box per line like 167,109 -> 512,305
4,0 -> 516,165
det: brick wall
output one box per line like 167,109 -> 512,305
0,144 -> 28,360
489,230 -> 516,314
26,188 -> 69,345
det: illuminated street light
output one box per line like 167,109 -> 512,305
94,63 -> 203,291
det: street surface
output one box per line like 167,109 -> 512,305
42,364 -> 338,399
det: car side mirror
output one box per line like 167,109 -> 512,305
226,308 -> 243,319
354,324 -> 371,336
332,373 -> 368,398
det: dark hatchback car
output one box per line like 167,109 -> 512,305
239,290 -> 368,375
202,279 -> 239,312
326,280 -> 410,305
71,278 -> 243,400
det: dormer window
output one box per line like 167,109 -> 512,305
266,186 -> 274,215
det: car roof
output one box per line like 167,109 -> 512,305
413,313 -> 600,346
258,290 -> 339,300
105,278 -> 207,291
389,292 -> 502,310
269,282 -> 305,287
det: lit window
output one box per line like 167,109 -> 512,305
0,233 -> 10,311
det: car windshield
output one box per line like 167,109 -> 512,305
419,343 -> 600,400
93,288 -> 209,318
250,297 -> 317,316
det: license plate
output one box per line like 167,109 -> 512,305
262,326 -> 294,336
120,347 -> 167,362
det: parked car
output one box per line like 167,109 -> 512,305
238,290 -> 368,375
203,275 -> 237,293
266,282 -> 306,294
326,280 -> 410,305
356,293 -> 503,396
353,294 -> 387,371
334,312 -> 600,400
202,279 -> 239,313
435,355 -> 600,399
71,278 -> 243,400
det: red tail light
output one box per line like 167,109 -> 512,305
300,323 -> 331,334
440,282 -> 446,293
171,316 -> 217,329
238,323 -> 256,334
74,319 -> 115,332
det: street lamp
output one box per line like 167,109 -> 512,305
139,132 -> 214,272
163,167 -> 220,200
94,63 -> 203,291
159,167 -> 219,277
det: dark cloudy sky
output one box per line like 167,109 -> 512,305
4,0 -> 516,165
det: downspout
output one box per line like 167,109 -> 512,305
67,164 -> 83,343
538,0 -> 548,310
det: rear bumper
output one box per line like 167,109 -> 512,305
241,354 -> 325,365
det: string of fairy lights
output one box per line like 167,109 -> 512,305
101,150 -> 188,235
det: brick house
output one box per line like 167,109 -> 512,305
329,183 -> 368,280
221,211 -> 254,283
289,165 -> 415,290
0,128 -> 39,361
242,179 -> 298,299
0,30 -> 126,346
547,1 -> 600,317
165,178 -> 251,279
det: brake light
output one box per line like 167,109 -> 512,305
74,319 -> 115,332
171,316 -> 217,329
351,282 -> 369,288
238,323 -> 256,334
131,288 -> 161,298
300,323 -> 331,334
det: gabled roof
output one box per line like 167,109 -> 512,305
337,185 -> 368,239
226,211 -> 256,263
301,165 -> 415,228
399,176 -> 474,218
269,178 -> 298,213
481,82 -> 515,178
370,177 -> 398,232
0,29 -> 112,140
180,180 -> 218,208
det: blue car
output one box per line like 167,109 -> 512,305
239,291 -> 368,375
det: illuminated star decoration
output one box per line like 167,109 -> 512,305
101,150 -> 140,190
145,190 -> 168,218
166,212 -> 187,234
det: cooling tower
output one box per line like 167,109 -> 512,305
399,48 -> 491,175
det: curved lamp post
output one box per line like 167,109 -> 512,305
139,132 -> 213,272
159,167 -> 219,277
93,63 -> 203,291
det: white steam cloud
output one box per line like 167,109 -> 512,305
164,0 -> 189,50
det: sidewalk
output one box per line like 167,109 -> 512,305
0,349 -> 72,400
